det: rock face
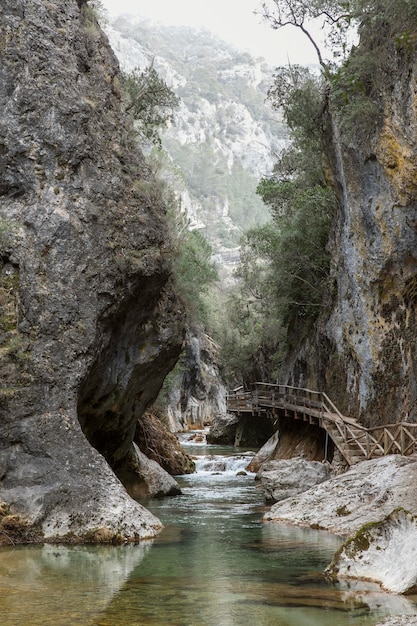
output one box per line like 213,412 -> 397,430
264,456 -> 417,536
279,44 -> 417,427
167,332 -> 227,431
255,458 -> 331,503
0,0 -> 185,541
326,509 -> 417,594
206,411 -> 274,447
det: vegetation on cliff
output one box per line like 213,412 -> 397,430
219,0 -> 417,386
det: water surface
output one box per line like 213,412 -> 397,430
1,439 -> 416,625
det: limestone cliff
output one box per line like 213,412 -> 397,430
167,331 -> 226,431
281,47 -> 417,426
0,0 -> 185,542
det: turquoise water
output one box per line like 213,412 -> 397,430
1,441 -> 416,625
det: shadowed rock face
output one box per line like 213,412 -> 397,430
0,0 -> 185,542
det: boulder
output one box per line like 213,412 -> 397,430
326,509 -> 417,594
206,413 -> 241,445
246,431 -> 279,473
118,445 -> 182,500
264,456 -> 417,536
256,458 -> 331,503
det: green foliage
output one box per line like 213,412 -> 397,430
329,0 -> 417,142
172,228 -> 218,324
143,149 -> 218,326
123,66 -> 180,147
218,66 -> 336,382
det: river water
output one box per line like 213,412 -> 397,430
1,437 -> 417,625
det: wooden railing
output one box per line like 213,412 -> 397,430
227,383 -> 417,461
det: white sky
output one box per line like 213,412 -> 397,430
100,0 -> 320,66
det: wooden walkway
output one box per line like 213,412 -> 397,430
227,383 -> 417,466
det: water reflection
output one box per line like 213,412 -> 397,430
0,543 -> 152,626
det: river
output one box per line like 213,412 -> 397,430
1,436 -> 417,625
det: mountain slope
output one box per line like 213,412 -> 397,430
105,17 -> 288,252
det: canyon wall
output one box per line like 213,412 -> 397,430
281,51 -> 417,426
0,0 -> 184,542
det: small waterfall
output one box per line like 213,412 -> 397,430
195,454 -> 254,475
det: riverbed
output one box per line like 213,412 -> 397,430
1,439 -> 416,625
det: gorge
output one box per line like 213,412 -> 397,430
1,1 -> 417,625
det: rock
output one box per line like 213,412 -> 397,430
118,445 -> 182,500
247,419 -> 331,473
247,431 -> 279,473
264,456 -> 417,536
256,458 -> 331,503
0,0 -> 185,542
207,412 -> 274,447
206,412 -> 241,445
166,331 -> 227,431
135,412 -> 195,475
326,509 -> 417,594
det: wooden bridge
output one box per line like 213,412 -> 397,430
227,383 -> 417,466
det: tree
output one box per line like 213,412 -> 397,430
262,1 -> 417,71
123,65 -> 180,147
260,0 -> 355,70
216,65 -> 336,383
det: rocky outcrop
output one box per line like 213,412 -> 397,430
0,0 -> 185,542
121,445 -> 181,500
246,431 -> 280,473
206,412 -> 241,445
255,458 -> 331,503
167,332 -> 227,431
326,509 -> 417,594
264,456 -> 417,536
247,420 -> 331,473
207,411 -> 274,447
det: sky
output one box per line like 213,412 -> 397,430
100,0 -> 320,66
